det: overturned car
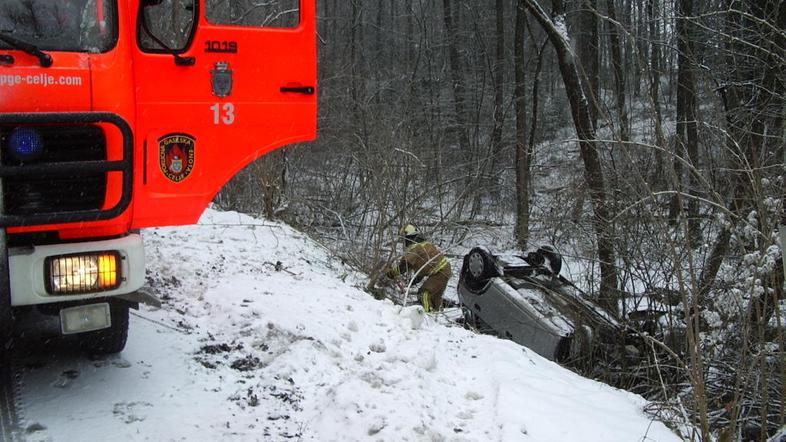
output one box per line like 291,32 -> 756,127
458,246 -> 635,365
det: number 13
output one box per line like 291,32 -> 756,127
211,103 -> 235,125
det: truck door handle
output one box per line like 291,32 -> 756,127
280,86 -> 314,95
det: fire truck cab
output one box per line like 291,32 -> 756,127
0,0 -> 316,352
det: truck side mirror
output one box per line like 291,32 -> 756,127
138,0 -> 196,66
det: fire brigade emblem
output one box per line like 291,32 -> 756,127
158,133 -> 196,183
211,62 -> 233,97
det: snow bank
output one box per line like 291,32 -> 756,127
19,209 -> 680,442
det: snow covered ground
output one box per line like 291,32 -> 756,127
15,209 -> 682,441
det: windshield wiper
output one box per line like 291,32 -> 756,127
0,32 -> 52,67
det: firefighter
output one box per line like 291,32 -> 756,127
387,224 -> 452,312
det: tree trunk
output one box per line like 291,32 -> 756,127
529,39 -> 548,161
442,0 -> 477,217
514,0 -> 531,250
698,225 -> 732,300
442,0 -> 470,158
647,0 -> 667,188
523,0 -> 619,313
489,0 -> 506,197
606,0 -> 629,142
675,0 -> 701,244
576,0 -> 600,127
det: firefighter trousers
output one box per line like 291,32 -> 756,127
418,268 -> 452,312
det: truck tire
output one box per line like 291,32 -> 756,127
0,292 -> 12,354
79,301 -> 129,354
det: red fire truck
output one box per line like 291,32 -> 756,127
0,0 -> 316,353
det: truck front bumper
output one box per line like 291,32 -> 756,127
9,234 -> 145,307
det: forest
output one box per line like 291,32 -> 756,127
213,0 -> 786,440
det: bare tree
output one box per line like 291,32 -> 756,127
514,0 -> 531,249
606,0 -> 629,142
522,0 -> 620,313
675,0 -> 702,245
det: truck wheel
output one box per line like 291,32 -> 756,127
0,292 -> 12,354
462,247 -> 497,292
80,302 -> 129,354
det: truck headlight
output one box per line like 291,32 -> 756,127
46,251 -> 121,294
7,127 -> 44,162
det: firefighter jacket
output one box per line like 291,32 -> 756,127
388,240 -> 451,284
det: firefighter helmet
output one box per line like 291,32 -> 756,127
400,224 -> 419,237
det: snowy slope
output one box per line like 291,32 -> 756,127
17,209 -> 681,442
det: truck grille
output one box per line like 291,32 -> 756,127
1,125 -> 107,216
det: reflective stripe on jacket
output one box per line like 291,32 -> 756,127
397,241 -> 450,280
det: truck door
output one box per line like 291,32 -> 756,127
130,0 -> 316,228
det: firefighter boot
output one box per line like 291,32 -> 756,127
421,289 -> 432,312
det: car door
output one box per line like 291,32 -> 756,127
130,0 -> 316,228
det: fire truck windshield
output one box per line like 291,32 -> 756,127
0,0 -> 116,53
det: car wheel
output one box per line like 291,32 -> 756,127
79,301 -> 129,354
570,325 -> 593,360
555,336 -> 572,362
462,247 -> 497,292
538,245 -> 563,276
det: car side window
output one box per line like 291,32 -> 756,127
138,0 -> 197,53
205,0 -> 299,28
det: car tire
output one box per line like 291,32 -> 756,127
570,325 -> 593,360
538,245 -> 563,276
462,247 -> 497,292
79,301 -> 129,354
555,336 -> 572,362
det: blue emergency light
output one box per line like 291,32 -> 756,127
7,127 -> 44,161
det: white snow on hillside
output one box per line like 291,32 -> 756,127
17,209 -> 681,442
